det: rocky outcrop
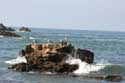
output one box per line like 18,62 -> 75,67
0,23 -> 15,31
8,42 -> 94,73
105,75 -> 122,82
19,27 -> 31,32
0,23 -> 21,37
89,75 -> 122,82
25,43 -> 74,64
0,31 -> 20,37
72,48 -> 94,64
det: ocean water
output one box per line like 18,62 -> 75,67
0,28 -> 125,83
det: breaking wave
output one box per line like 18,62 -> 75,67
29,37 -> 36,40
66,57 -> 110,75
0,35 -> 4,37
5,56 -> 27,65
5,55 -> 110,75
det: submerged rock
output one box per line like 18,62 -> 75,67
105,75 -> 122,82
80,75 -> 123,82
19,27 -> 31,32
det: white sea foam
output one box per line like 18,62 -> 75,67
0,35 -> 4,37
5,56 -> 27,65
28,71 -> 36,74
29,37 -> 35,40
5,54 -> 109,75
66,58 -> 107,75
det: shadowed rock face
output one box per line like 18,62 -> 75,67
56,44 -> 74,54
9,42 -> 94,73
0,23 -> 15,31
0,23 -> 21,37
0,31 -> 20,37
24,43 -> 94,64
9,62 -> 78,73
74,48 -> 94,64
25,43 -> 73,64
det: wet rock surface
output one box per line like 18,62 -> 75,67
72,48 -> 94,64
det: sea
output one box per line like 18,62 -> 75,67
0,28 -> 125,83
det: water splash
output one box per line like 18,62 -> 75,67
0,35 -> 4,37
29,37 -> 35,40
5,56 -> 27,65
66,58 -> 107,75
5,54 -> 109,75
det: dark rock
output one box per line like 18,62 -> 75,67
79,75 -> 123,82
25,44 -> 34,54
19,27 -> 31,32
10,62 -> 78,73
47,53 -> 67,62
0,23 -> 20,37
56,44 -> 74,54
7,27 -> 15,31
25,43 -> 72,64
95,76 -> 104,80
56,63 -> 78,73
0,23 -> 15,31
18,49 -> 25,56
0,31 -> 20,37
89,76 -> 104,80
7,42 -> 94,73
10,63 -> 28,72
38,45 -> 43,50
15,63 -> 28,72
73,48 -> 94,64
72,74 -> 79,77
105,75 -> 122,82
25,52 -> 67,64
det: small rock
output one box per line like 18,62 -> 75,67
19,27 -> 31,32
105,75 -> 122,82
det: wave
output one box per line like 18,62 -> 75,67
0,35 -> 4,37
66,58 -> 109,75
5,56 -> 27,65
29,37 -> 36,40
94,38 -> 125,42
5,56 -> 111,75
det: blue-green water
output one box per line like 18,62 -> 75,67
0,28 -> 125,83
